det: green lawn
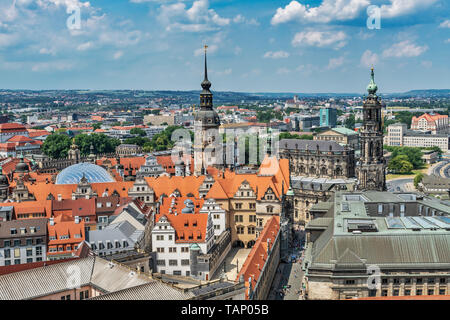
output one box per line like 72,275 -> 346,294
386,165 -> 429,181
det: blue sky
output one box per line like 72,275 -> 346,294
0,0 -> 448,93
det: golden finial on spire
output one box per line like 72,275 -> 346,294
204,44 -> 208,53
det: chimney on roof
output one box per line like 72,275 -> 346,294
57,194 -> 62,201
75,216 -> 80,224
49,217 -> 54,226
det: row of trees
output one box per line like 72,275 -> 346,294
42,133 -> 121,159
279,132 -> 314,140
124,126 -> 193,153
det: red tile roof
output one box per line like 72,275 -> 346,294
236,216 -> 280,300
0,123 -> 27,132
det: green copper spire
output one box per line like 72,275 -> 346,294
367,67 -> 378,95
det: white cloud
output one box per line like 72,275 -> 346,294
263,51 -> 290,59
360,50 -> 378,67
159,0 -> 230,32
271,0 -> 369,25
31,60 -> 75,72
439,20 -> 450,28
327,56 -> 344,69
39,47 -> 57,55
277,67 -> 291,75
271,0 -> 437,25
113,50 -> 124,60
234,46 -> 242,55
382,40 -> 428,58
380,0 -> 437,19
292,30 -> 347,49
77,41 -> 94,51
233,14 -> 259,26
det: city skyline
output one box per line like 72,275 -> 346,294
0,0 -> 449,92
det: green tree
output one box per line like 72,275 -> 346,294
279,132 -> 313,140
388,155 -> 413,174
385,146 -> 424,170
74,133 -> 121,155
414,173 -> 425,189
92,123 -> 102,130
42,133 -> 72,159
130,128 -> 147,137
344,114 -> 355,129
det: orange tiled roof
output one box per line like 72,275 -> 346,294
0,200 -> 52,219
47,213 -> 86,248
156,155 -> 194,174
412,113 -> 448,123
0,123 -> 27,132
144,175 -> 205,199
27,130 -> 51,138
155,197 -> 208,244
52,198 -> 96,217
236,216 -> 280,300
205,157 -> 289,201
6,135 -> 34,143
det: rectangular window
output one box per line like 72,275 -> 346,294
404,289 -> 411,296
26,248 -> 33,257
428,278 -> 435,284
156,260 -> 166,266
4,240 -> 10,247
440,278 -> 446,284
14,248 -> 20,258
428,289 -> 434,296
4,249 -> 10,258
181,259 -> 190,266
181,247 -> 189,253
14,259 -> 20,265
344,280 -> 355,285
393,289 -> 399,296
416,289 -> 422,295
13,240 -> 20,247
439,289 -> 446,295
26,258 -> 33,263
169,260 -> 177,266
416,278 -> 423,284
173,271 -> 182,276
26,239 -> 33,246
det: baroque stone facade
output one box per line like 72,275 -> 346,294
278,139 -> 355,179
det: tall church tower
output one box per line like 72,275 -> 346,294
193,45 -> 220,176
356,68 -> 386,191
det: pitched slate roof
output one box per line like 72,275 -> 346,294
279,139 -> 347,151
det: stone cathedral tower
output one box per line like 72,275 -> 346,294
193,45 -> 221,176
356,68 -> 386,191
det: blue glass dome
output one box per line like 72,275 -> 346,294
56,163 -> 115,185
